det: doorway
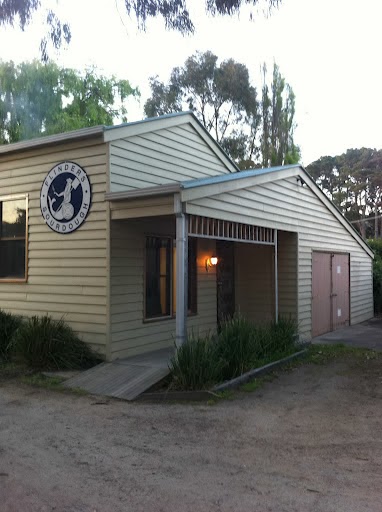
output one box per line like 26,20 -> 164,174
312,252 -> 350,337
216,241 -> 235,327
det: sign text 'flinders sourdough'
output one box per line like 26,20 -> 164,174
40,161 -> 92,234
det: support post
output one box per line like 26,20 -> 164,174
175,195 -> 188,348
274,229 -> 279,322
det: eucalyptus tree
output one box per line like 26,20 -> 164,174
307,148 -> 382,239
145,52 -> 299,169
0,0 -> 282,60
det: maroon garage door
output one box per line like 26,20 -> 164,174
312,252 -> 350,337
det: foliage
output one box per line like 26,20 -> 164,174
145,52 -> 299,169
0,60 -> 139,143
169,332 -> 223,391
307,148 -> 382,238
1,1 -> 281,60
0,310 -> 22,361
11,315 -> 100,370
260,63 -> 300,167
215,314 -> 258,379
169,315 -> 299,390
368,239 -> 382,314
303,343 -> 379,365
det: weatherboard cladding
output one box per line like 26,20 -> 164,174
185,175 -> 373,339
0,138 -> 109,356
0,113 -> 374,359
109,123 -> 232,192
110,217 -> 217,359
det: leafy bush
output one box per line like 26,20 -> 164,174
0,310 -> 22,361
368,239 -> 382,315
264,317 -> 299,358
11,315 -> 100,370
215,315 -> 257,380
169,332 -> 223,390
169,315 -> 299,390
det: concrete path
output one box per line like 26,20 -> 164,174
312,317 -> 382,351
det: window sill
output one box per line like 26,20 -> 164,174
0,278 -> 27,283
143,312 -> 198,323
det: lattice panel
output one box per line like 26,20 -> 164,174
188,215 -> 275,245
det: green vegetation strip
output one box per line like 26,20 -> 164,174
212,348 -> 308,392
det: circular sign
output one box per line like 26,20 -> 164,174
40,161 -> 92,234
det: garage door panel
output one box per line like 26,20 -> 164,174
332,254 -> 350,330
312,252 -> 331,337
312,252 -> 350,337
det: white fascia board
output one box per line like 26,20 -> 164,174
186,116 -> 238,174
103,112 -> 238,175
0,126 -> 104,156
181,167 -> 300,202
103,113 -> 196,142
301,170 -> 374,259
105,183 -> 181,201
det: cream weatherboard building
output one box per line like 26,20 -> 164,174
0,112 -> 374,361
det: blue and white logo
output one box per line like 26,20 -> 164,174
40,161 -> 92,234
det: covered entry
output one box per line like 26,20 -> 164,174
312,252 -> 350,337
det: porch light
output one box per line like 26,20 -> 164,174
205,256 -> 218,272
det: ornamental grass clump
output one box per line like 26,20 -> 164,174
169,315 -> 299,390
216,315 -> 257,380
11,315 -> 100,370
169,332 -> 223,390
0,309 -> 22,361
252,317 -> 299,366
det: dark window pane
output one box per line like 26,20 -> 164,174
145,237 -> 171,318
0,240 -> 25,278
1,199 -> 26,238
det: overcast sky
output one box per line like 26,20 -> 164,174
1,0 -> 381,165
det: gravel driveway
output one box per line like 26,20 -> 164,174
1,354 -> 381,512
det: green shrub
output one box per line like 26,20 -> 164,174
169,315 -> 299,390
265,317 -> 299,358
11,315 -> 100,370
0,310 -> 22,361
169,332 -> 223,390
216,315 -> 257,380
368,239 -> 382,315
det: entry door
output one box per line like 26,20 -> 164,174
331,254 -> 350,330
216,241 -> 235,327
312,252 -> 350,337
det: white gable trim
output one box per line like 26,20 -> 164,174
181,165 -> 373,259
103,112 -> 238,174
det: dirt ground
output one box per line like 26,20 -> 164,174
1,355 -> 381,512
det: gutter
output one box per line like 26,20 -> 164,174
105,183 -> 181,201
0,126 -> 105,156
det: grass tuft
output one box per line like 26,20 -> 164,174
11,315 -> 101,370
169,315 -> 300,390
169,331 -> 224,390
0,310 -> 23,361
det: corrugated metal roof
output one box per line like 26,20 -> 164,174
181,164 -> 301,189
103,110 -> 195,133
0,125 -> 105,155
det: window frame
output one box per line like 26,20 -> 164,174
144,235 -> 197,322
144,235 -> 173,321
0,194 -> 28,283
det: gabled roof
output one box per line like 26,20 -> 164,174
0,112 -> 238,174
103,111 -> 238,174
180,163 -> 373,258
106,163 -> 373,259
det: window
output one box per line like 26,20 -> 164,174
0,196 -> 27,281
145,236 -> 197,320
